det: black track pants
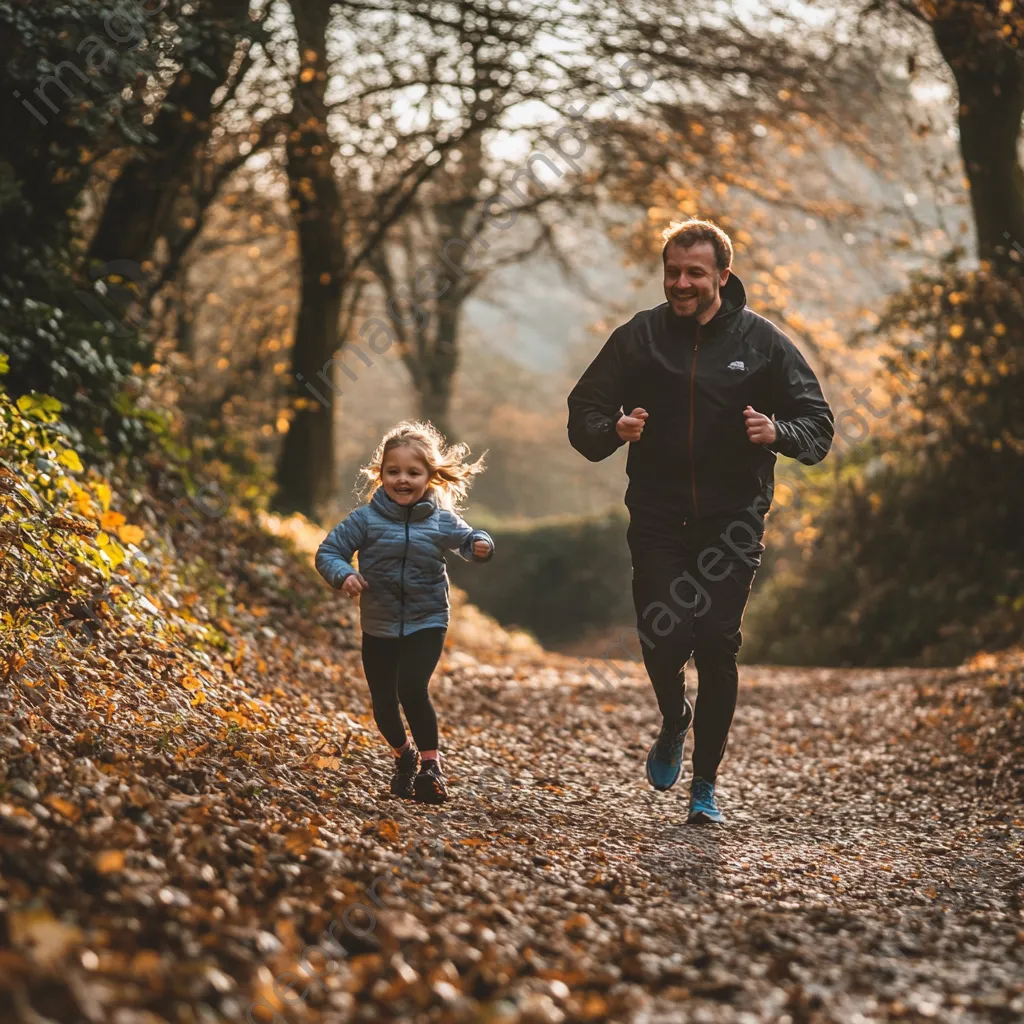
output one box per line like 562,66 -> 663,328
361,627 -> 446,751
627,504 -> 765,781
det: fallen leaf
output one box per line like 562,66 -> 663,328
94,850 -> 125,874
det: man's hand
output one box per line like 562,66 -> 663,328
616,407 -> 649,442
341,573 -> 368,597
744,406 -> 776,445
472,539 -> 491,558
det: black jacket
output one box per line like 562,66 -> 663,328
567,273 -> 834,518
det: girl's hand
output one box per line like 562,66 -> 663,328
341,573 -> 368,597
472,540 -> 491,558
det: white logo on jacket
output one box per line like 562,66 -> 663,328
727,359 -> 746,371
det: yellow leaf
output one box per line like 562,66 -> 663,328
117,524 -> 144,546
95,850 -> 125,874
101,511 -> 126,530
94,482 -> 112,512
73,488 -> 97,517
181,674 -> 202,691
191,690 -> 206,706
57,449 -> 83,473
95,532 -> 125,568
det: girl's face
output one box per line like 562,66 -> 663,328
381,445 -> 431,506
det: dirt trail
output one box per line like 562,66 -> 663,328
2,614 -> 1021,1023
369,655 -> 1023,1023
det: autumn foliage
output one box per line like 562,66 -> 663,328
744,261 -> 1024,666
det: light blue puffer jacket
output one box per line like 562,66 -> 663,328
315,487 -> 494,638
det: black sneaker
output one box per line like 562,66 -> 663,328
390,747 -> 419,798
413,757 -> 448,804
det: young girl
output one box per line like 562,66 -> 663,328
314,421 -> 494,804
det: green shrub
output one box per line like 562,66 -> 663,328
0,0 -> 168,457
448,508 -> 633,646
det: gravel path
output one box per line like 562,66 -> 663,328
363,657 -> 1023,1023
2,646 -> 1021,1023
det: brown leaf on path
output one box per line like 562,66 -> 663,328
284,826 -> 319,855
94,850 -> 125,874
307,754 -> 341,770
44,795 -> 80,822
374,818 -> 401,843
131,949 -> 164,978
8,905 -> 83,968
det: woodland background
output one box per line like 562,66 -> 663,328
1,0 -> 1022,667
1,3 -> 1023,1023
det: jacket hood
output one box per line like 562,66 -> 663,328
717,271 -> 747,315
370,486 -> 437,522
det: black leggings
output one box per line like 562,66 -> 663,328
361,627 -> 446,751
627,504 -> 764,782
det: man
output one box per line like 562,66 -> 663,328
567,219 -> 833,824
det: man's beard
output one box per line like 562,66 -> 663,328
672,287 -> 717,319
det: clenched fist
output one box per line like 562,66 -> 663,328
341,572 -> 368,597
472,540 -> 491,558
744,405 -> 777,445
616,407 -> 649,442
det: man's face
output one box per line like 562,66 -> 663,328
663,240 -> 728,319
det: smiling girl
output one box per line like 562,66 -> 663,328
315,422 -> 494,804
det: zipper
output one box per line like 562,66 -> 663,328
689,323 -> 701,518
398,506 -> 411,637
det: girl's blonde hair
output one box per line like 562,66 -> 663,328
357,420 -> 486,512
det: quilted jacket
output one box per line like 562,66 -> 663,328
315,487 -> 494,638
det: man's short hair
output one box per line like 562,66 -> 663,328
661,219 -> 734,273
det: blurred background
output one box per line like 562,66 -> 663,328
3,0 -> 1021,668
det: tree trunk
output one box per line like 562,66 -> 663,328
87,0 -> 251,268
416,298 -> 461,441
271,0 -> 347,518
931,10 -> 1024,269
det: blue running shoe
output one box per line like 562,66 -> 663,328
645,697 -> 693,792
687,776 -> 725,824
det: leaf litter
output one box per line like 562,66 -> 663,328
1,480 -> 1021,1023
